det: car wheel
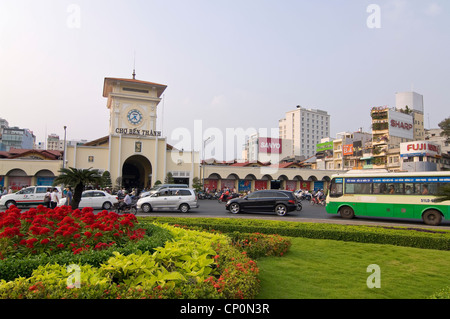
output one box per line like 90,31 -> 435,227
179,203 -> 190,213
422,210 -> 442,226
102,201 -> 112,210
229,203 -> 240,214
142,203 -> 152,213
275,204 -> 287,216
5,200 -> 16,209
340,206 -> 355,219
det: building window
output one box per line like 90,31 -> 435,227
88,156 -> 94,163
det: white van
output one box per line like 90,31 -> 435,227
137,188 -> 198,213
139,184 -> 189,198
0,186 -> 62,208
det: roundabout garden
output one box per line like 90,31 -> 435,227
0,205 -> 290,299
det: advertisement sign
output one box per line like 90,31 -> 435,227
258,138 -> 282,154
388,110 -> 414,139
400,141 -> 441,158
343,144 -> 354,156
316,141 -> 333,152
238,180 -> 251,192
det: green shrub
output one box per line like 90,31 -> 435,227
139,217 -> 450,251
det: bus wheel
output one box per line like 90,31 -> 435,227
340,206 -> 355,219
422,210 -> 442,226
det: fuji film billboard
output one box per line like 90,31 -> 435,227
258,138 -> 282,154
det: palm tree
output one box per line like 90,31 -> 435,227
53,167 -> 103,209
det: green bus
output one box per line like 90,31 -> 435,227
326,171 -> 450,226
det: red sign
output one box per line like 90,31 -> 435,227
343,144 -> 354,156
390,120 -> 413,131
259,138 -> 282,154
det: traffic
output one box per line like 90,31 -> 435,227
1,183 -> 449,228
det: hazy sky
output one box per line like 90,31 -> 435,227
1,0 -> 449,159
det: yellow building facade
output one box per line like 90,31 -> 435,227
65,77 -> 200,190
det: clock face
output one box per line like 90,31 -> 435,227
127,109 -> 143,125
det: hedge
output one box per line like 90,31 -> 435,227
139,217 -> 450,251
0,223 -> 173,281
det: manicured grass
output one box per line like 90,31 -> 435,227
256,237 -> 450,299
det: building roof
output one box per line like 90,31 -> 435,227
103,77 -> 167,98
2,148 -> 62,160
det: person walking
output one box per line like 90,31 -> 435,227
44,188 -> 52,208
66,187 -> 73,206
50,188 -> 60,209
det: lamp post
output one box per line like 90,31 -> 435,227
63,126 -> 67,169
202,136 -> 211,189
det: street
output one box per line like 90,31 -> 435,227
134,198 -> 450,229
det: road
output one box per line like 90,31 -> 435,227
134,198 -> 450,229
4,199 -> 450,229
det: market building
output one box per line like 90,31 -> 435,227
0,75 -> 343,193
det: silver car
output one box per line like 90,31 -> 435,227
137,188 -> 198,213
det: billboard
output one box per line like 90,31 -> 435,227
258,138 -> 282,154
388,110 -> 414,139
316,141 -> 333,152
343,144 -> 354,156
400,141 -> 441,158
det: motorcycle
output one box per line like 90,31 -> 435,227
114,199 -> 138,215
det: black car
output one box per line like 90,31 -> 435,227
225,190 -> 297,216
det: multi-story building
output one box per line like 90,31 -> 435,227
425,128 -> 450,155
47,134 -> 65,151
242,134 -> 292,163
315,130 -> 372,171
395,91 -> 425,140
0,127 -> 35,151
279,106 -> 330,158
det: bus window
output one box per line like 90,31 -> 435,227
373,183 -> 382,194
346,183 -> 371,194
419,184 -> 437,195
375,183 -> 388,194
330,178 -> 343,197
405,183 -> 414,195
391,184 -> 403,194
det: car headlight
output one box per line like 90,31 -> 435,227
226,200 -> 232,205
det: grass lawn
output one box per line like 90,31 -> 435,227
256,237 -> 450,299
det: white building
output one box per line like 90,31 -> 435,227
242,133 -> 292,163
395,91 -> 425,140
279,106 -> 330,158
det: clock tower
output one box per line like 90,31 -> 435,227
103,77 -> 167,136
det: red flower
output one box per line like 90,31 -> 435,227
73,234 -> 81,239
84,231 -> 92,238
40,238 -> 50,245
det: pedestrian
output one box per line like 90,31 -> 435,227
44,188 -> 52,208
50,188 -> 60,209
66,187 -> 73,206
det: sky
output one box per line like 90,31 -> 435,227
0,0 -> 449,159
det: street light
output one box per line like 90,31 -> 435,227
63,126 -> 67,169
202,136 -> 211,189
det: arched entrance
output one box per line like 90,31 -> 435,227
122,155 -> 152,191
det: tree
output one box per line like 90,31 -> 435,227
101,170 -> 112,189
438,117 -> 450,142
192,177 -> 202,192
164,172 -> 174,184
53,167 -> 103,209
435,184 -> 450,203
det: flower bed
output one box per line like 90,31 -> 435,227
0,208 -> 292,299
0,205 -> 144,259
